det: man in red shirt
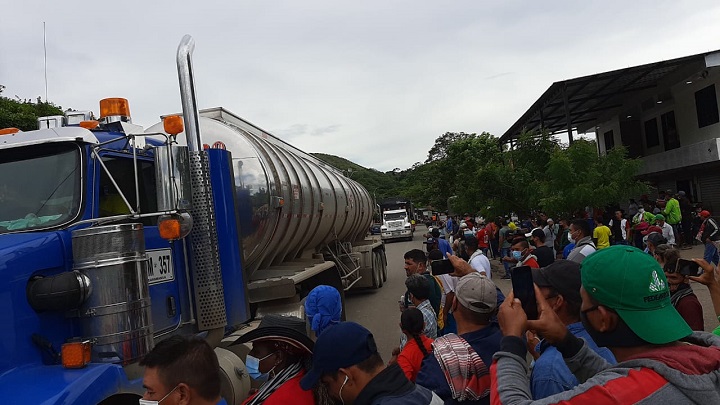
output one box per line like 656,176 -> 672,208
476,226 -> 490,257
510,240 -> 540,269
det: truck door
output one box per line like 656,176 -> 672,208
96,155 -> 186,335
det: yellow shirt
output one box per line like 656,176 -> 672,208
593,225 -> 611,249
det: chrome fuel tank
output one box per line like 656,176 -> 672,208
147,108 -> 373,276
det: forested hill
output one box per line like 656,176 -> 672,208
311,153 -> 400,201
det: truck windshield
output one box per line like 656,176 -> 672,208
0,143 -> 82,233
383,212 -> 406,221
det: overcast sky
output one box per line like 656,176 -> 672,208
3,1 -> 720,171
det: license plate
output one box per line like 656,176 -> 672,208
146,249 -> 174,285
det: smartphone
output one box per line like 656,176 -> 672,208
431,259 -> 455,275
511,265 -> 538,320
676,259 -> 702,276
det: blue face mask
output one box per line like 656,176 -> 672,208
245,352 -> 276,381
512,250 -> 523,261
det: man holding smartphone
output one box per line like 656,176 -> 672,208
658,248 -> 704,331
528,261 -> 616,399
492,245 -> 720,404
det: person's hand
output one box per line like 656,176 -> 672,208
526,285 -> 568,345
497,290 -> 527,337
526,330 -> 541,360
388,347 -> 400,365
689,258 -> 719,287
447,253 -> 475,277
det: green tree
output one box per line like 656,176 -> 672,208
426,132 -> 476,163
0,88 -> 64,131
539,139 -> 647,217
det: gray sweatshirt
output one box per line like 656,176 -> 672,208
492,331 -> 720,404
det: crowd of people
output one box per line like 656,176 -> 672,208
137,191 -> 720,404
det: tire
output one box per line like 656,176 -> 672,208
381,249 -> 388,282
376,251 -> 383,288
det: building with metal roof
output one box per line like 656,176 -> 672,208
501,50 -> 720,211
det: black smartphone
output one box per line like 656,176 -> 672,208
431,259 -> 454,275
676,258 -> 702,276
511,265 -> 538,320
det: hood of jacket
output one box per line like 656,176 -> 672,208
621,332 -> 720,403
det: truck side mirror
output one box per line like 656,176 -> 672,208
154,145 -> 193,212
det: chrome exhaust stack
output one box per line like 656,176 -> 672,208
176,34 -> 228,332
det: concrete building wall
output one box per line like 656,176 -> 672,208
596,70 -> 720,156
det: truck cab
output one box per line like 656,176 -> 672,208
380,208 -> 413,241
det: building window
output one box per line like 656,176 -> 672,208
644,118 -> 660,148
661,111 -> 680,151
604,130 -> 614,151
695,84 -> 719,128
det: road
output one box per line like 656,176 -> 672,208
344,225 -> 719,360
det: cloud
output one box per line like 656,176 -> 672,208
3,1 -> 720,172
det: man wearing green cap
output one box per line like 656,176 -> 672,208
655,214 -> 676,245
492,245 -> 720,403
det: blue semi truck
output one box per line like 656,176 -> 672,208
0,35 -> 386,404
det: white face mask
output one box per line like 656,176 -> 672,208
139,386 -> 178,405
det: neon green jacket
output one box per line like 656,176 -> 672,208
663,198 -> 681,224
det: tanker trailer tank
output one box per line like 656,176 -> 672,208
146,107 -> 385,297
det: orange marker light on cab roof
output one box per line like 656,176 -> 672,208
0,128 -> 20,135
163,115 -> 184,135
61,341 -> 92,369
79,120 -> 100,129
99,98 -> 130,119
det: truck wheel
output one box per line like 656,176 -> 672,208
375,251 -> 383,288
381,249 -> 388,282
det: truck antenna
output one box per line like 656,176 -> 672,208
43,22 -> 48,103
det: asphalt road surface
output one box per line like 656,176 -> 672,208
345,225 -> 719,360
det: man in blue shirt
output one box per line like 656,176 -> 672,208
528,260 -> 616,399
431,228 -> 453,258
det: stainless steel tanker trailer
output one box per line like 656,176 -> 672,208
146,107 -> 388,303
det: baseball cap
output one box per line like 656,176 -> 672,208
460,222 -> 468,229
526,228 -> 544,239
423,237 -> 437,245
646,232 -> 667,246
300,322 -> 378,390
532,260 -> 582,305
655,214 -> 665,221
678,191 -> 686,196
508,222 -> 517,231
634,222 -> 649,232
641,225 -> 663,236
455,273 -> 497,314
581,245 -> 692,344
701,210 -> 711,219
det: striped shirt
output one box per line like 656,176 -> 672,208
401,300 -> 438,349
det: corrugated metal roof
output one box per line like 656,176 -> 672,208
499,50 -> 719,144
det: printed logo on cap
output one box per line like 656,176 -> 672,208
648,270 -> 665,293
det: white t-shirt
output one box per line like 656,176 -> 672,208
436,274 -> 458,309
469,250 -> 492,280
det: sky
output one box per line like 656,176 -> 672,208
3,1 -> 720,172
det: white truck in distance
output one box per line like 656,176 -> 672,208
380,209 -> 413,241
